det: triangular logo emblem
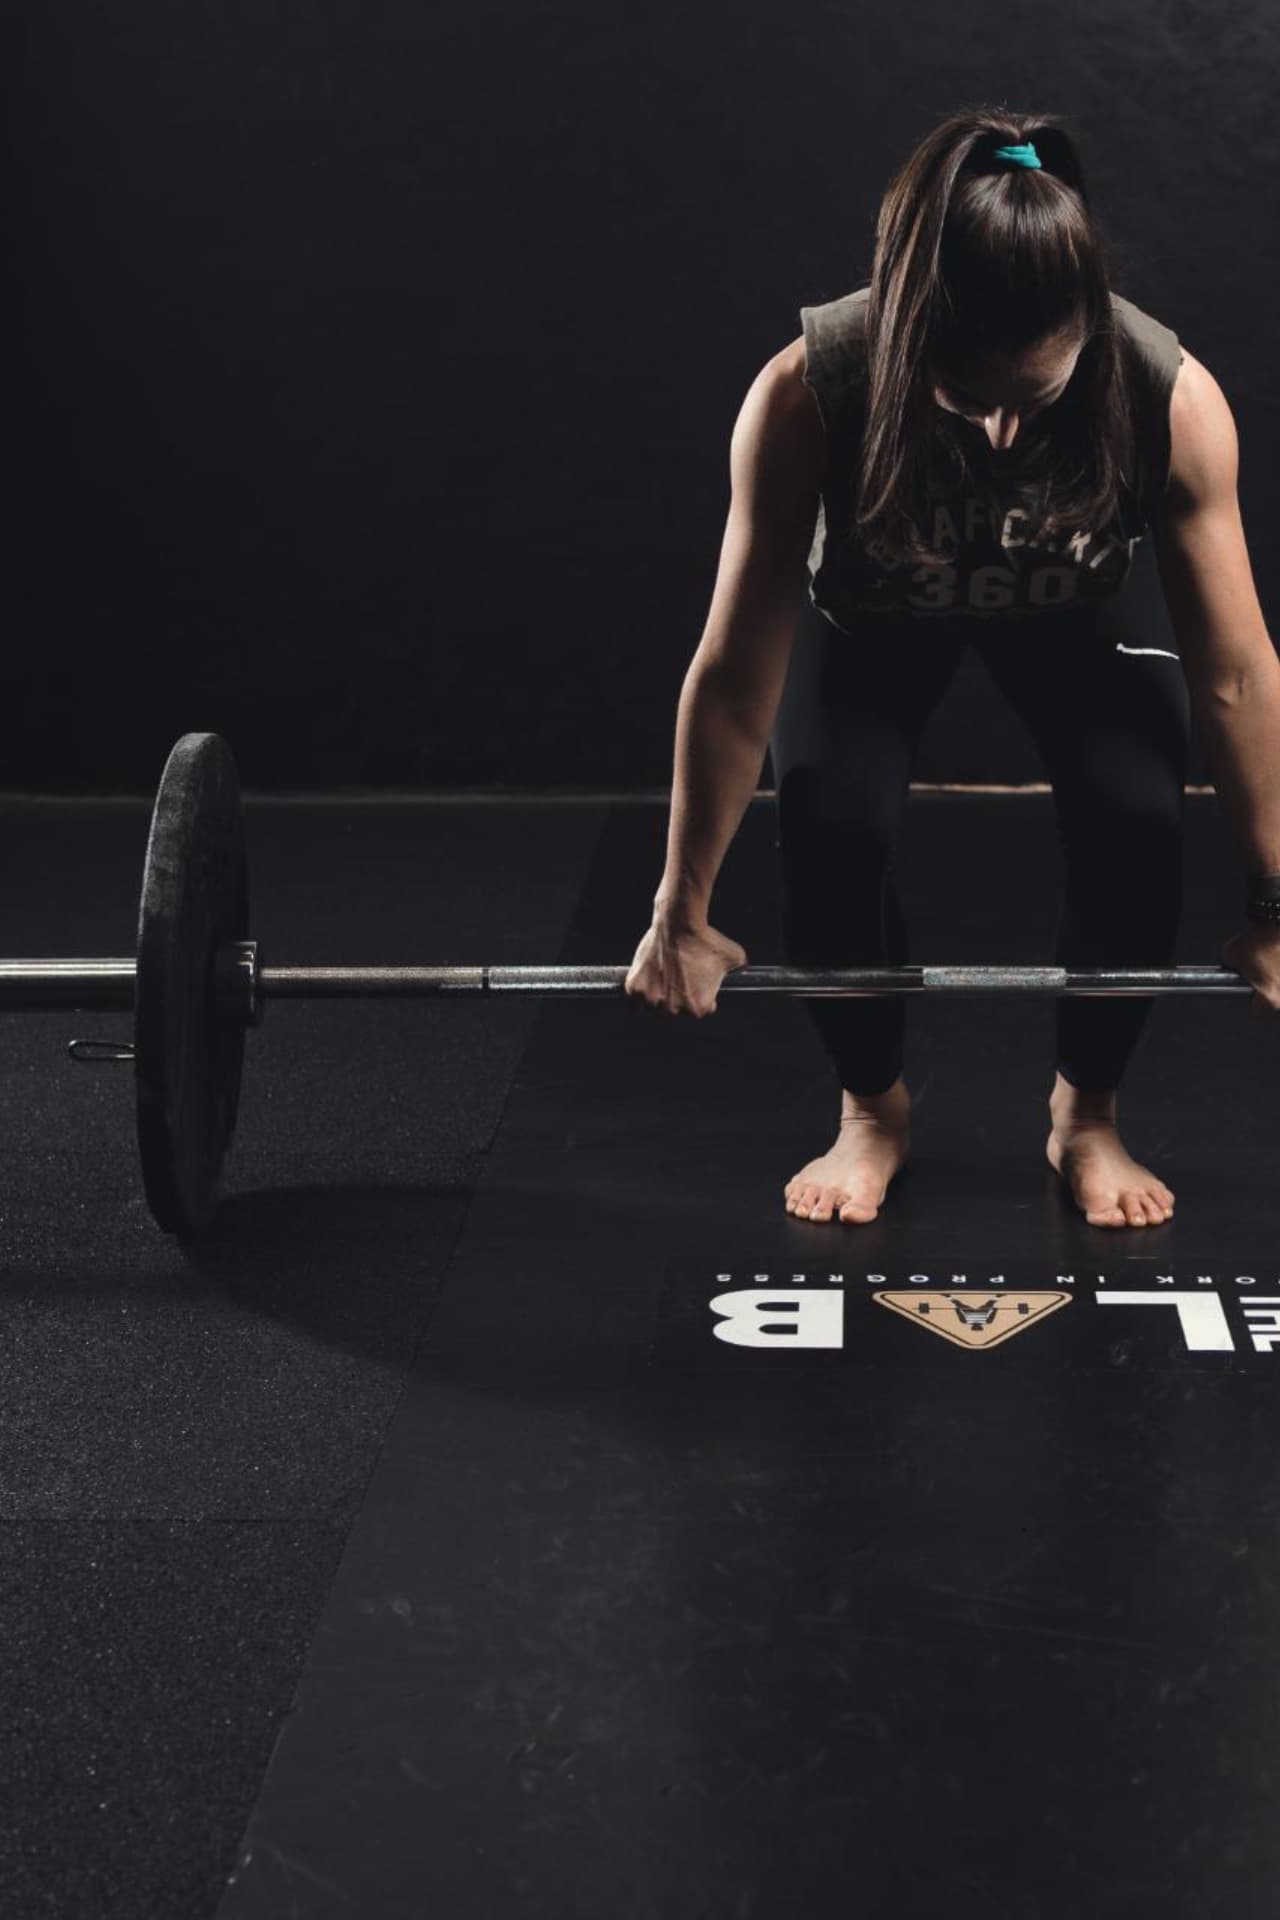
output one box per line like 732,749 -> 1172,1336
875,1290 -> 1072,1350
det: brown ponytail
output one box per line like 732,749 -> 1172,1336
853,105 -> 1136,573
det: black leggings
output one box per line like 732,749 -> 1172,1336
767,590 -> 1192,1096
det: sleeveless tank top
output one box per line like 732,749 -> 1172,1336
799,285 -> 1184,628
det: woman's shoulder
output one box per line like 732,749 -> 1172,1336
799,284 -> 872,366
793,285 -> 874,427
1109,289 -> 1183,390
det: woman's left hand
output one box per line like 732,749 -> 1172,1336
1222,924 -> 1280,1019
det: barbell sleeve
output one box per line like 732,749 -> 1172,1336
0,960 -> 136,1008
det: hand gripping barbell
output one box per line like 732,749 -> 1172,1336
1,733 -> 1252,1240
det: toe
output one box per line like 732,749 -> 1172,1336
839,1199 -> 878,1221
1121,1193 -> 1148,1225
838,1176 -> 883,1223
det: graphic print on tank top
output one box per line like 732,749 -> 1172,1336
799,286 -> 1184,627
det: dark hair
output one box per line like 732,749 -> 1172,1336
853,105 -> 1136,572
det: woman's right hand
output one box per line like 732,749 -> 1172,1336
624,913 -> 748,1018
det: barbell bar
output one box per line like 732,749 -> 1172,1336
2,731 -> 1256,1243
0,957 -> 1255,1006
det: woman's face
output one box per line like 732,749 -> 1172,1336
929,327 -> 1088,450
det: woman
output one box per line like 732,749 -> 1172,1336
624,106 -> 1280,1230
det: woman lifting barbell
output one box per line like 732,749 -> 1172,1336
624,105 -> 1280,1230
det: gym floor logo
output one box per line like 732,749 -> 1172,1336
651,1265 -> 1280,1371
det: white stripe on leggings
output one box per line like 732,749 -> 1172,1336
1115,644 -> 1180,658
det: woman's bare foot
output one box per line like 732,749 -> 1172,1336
784,1076 -> 912,1224
1045,1071 -> 1175,1227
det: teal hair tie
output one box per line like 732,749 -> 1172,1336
991,141 -> 1041,170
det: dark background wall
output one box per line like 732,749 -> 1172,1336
5,2 -> 1276,792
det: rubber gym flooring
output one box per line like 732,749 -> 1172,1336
3,779 -> 1278,1918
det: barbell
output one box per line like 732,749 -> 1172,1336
3,732 -> 1256,1240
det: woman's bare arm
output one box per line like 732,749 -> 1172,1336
654,337 -> 825,925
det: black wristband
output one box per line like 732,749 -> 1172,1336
1243,875 -> 1280,925
1246,872 -> 1280,925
